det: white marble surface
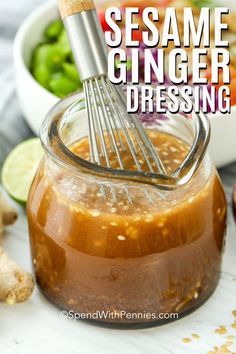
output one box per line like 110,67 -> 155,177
0,185 -> 235,354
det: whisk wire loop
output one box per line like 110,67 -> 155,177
84,76 -> 166,174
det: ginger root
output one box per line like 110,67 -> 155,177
0,247 -> 34,304
0,193 -> 18,235
0,193 -> 34,304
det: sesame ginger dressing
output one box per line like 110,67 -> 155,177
27,131 -> 227,323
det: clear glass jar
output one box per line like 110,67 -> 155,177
27,91 -> 227,325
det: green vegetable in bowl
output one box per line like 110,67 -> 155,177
32,43 -> 68,73
33,64 -> 51,88
58,29 -> 72,55
31,19 -> 82,97
44,20 -> 63,40
62,63 -> 82,86
48,72 -> 79,98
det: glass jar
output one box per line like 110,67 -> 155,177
27,91 -> 227,325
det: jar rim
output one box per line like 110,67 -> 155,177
40,88 -> 210,190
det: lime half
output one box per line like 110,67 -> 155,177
1,138 -> 44,204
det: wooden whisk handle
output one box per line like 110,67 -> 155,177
58,0 -> 95,19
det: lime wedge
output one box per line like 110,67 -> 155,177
1,138 -> 44,204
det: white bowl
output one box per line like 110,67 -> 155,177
14,1 -> 60,135
14,0 -> 236,168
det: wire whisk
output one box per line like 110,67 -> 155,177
59,0 -> 166,177
58,0 -> 210,189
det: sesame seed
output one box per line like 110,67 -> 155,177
67,299 -> 76,305
111,208 -> 117,213
145,214 -> 154,223
191,333 -> 200,339
117,235 -> 126,241
110,222 -> 118,226
91,210 -> 101,217
182,338 -> 191,343
173,159 -> 181,164
215,325 -> 227,335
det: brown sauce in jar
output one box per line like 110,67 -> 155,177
27,131 -> 227,323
